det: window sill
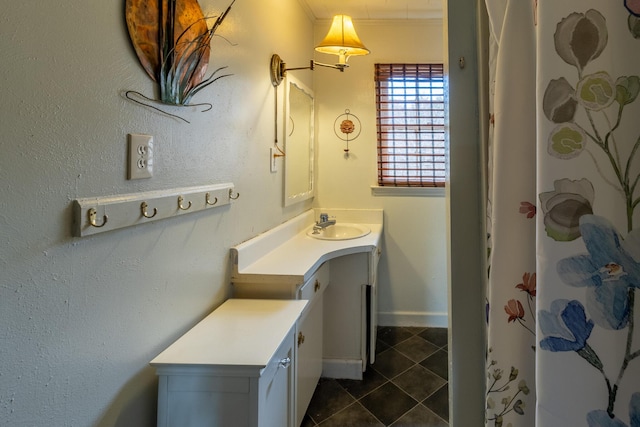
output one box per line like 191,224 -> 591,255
370,186 -> 445,197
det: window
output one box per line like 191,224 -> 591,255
375,63 -> 445,187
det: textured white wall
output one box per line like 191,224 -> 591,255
0,1 -> 313,425
312,20 -> 449,326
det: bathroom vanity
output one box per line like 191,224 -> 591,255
150,299 -> 307,427
150,209 -> 382,427
231,209 -> 383,425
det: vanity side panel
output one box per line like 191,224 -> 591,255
163,376 -> 252,427
369,246 -> 381,364
157,376 -> 169,427
322,253 -> 369,377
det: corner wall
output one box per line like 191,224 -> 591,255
445,0 -> 488,424
312,19 -> 448,327
0,1 -> 313,425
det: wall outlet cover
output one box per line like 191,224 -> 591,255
128,134 -> 153,180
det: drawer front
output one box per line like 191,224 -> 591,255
297,262 -> 329,304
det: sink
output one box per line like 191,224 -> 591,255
307,223 -> 371,240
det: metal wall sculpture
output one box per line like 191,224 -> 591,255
124,0 -> 235,121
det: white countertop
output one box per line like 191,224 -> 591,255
150,299 -> 307,368
231,209 -> 383,285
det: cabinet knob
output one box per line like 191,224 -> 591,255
297,331 -> 305,347
314,280 -> 320,293
278,357 -> 291,369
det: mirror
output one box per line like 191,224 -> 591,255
284,75 -> 315,206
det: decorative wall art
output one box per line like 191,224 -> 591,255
124,0 -> 236,122
333,109 -> 361,154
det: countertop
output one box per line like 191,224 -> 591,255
150,299 -> 307,368
231,209 -> 383,285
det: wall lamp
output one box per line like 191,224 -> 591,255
270,14 -> 370,87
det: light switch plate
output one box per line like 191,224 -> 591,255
128,134 -> 153,180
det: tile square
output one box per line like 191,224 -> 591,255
392,364 -> 447,402
418,328 -> 448,348
377,326 -> 414,346
391,404 -> 449,427
300,413 -> 317,427
317,402 -> 384,427
423,384 -> 449,422
360,382 -> 418,426
372,348 -> 415,379
338,367 -> 388,399
394,335 -> 439,363
420,349 -> 448,380
306,378 -> 355,423
376,338 -> 391,355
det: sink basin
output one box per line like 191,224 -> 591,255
307,223 -> 371,240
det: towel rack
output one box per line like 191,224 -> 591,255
73,183 -> 237,237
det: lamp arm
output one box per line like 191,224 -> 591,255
270,54 -> 351,87
312,61 -> 347,72
285,61 -> 348,73
282,60 -> 315,72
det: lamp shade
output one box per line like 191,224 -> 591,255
315,15 -> 370,62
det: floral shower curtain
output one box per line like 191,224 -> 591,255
485,1 -> 640,426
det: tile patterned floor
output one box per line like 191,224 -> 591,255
302,326 -> 449,427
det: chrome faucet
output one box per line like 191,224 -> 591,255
313,213 -> 336,233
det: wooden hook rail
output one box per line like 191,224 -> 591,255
73,183 -> 237,237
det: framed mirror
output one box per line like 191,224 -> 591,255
283,75 -> 315,206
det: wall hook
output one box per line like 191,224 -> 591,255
205,192 -> 218,206
178,196 -> 192,210
88,208 -> 108,228
229,189 -> 240,200
141,201 -> 157,218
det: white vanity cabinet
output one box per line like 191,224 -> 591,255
230,209 -> 383,423
295,264 -> 328,426
234,262 -> 329,427
151,299 -> 307,427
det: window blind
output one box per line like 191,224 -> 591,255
375,63 -> 445,187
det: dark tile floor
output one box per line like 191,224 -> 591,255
302,326 -> 449,427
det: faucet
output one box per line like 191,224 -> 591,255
312,213 -> 336,233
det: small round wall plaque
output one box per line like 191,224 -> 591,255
333,109 -> 362,153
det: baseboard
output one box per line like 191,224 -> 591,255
377,311 -> 448,328
321,359 -> 363,380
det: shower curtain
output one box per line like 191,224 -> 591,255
485,1 -> 640,426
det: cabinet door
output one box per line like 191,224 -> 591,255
295,293 -> 323,426
259,333 -> 295,427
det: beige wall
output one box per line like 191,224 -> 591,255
312,19 -> 449,326
0,1 -> 313,425
0,3 -> 456,426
